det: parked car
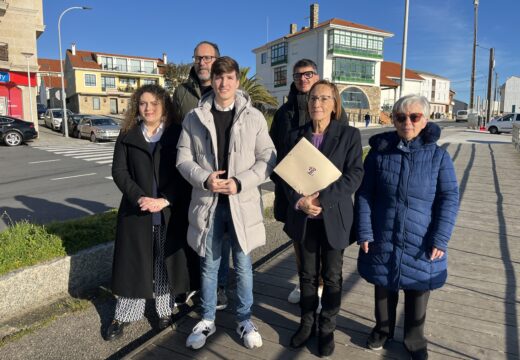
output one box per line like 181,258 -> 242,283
43,108 -> 74,131
76,116 -> 121,142
68,114 -> 93,137
37,103 -> 47,119
0,115 -> 38,146
486,113 -> 520,134
456,110 -> 468,122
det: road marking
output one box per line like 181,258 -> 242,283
56,149 -> 110,155
105,176 -> 113,180
50,173 -> 96,181
73,153 -> 114,159
84,156 -> 114,161
28,159 -> 61,164
98,160 -> 114,164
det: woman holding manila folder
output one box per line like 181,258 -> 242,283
276,80 -> 364,356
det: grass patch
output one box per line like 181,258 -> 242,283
265,113 -> 273,129
363,146 -> 370,161
0,210 -> 116,276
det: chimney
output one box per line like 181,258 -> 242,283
162,52 -> 168,64
310,3 -> 319,29
71,43 -> 76,56
290,23 -> 297,34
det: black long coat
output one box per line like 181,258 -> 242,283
111,123 -> 199,298
281,120 -> 364,250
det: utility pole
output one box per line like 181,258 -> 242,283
469,0 -> 479,110
486,47 -> 494,124
493,71 -> 498,116
399,0 -> 410,98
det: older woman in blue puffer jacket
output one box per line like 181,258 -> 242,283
356,94 -> 459,360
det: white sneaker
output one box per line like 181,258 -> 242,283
316,285 -> 323,314
186,319 -> 216,349
288,284 -> 300,304
236,319 -> 263,349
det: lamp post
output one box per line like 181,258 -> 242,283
399,0 -> 410,98
21,52 -> 34,125
58,6 -> 91,138
469,0 -> 479,111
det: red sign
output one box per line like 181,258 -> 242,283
0,70 -> 36,86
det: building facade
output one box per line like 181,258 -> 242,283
380,61 -> 424,111
499,76 -> 520,114
0,0 -> 44,128
414,71 -> 451,117
37,58 -> 65,108
64,45 -> 166,115
252,3 -> 393,123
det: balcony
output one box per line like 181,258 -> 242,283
332,72 -> 374,84
118,86 -> 136,93
328,45 -> 382,59
101,64 -> 158,75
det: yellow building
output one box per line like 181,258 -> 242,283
64,44 -> 166,116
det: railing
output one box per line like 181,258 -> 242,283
513,123 -> 520,152
101,64 -> 158,74
327,46 -> 383,59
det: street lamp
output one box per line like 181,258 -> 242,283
399,0 -> 410,98
21,52 -> 34,125
58,6 -> 92,138
469,0 -> 479,111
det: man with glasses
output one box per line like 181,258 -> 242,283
269,59 -> 348,306
172,41 -> 230,311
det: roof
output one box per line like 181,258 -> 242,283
66,49 -> 165,71
42,74 -> 67,88
253,17 -> 393,52
380,61 -> 424,88
38,58 -> 64,73
413,70 -> 449,80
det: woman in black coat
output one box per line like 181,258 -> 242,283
105,84 -> 197,340
281,80 -> 364,356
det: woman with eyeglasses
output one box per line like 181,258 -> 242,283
280,80 -> 363,357
355,94 -> 459,360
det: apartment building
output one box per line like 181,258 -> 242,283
37,58 -> 65,108
499,76 -> 520,114
64,44 -> 166,115
252,3 -> 393,122
0,0 -> 44,127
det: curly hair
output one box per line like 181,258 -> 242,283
121,84 -> 173,133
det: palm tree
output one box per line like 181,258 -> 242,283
239,67 -> 278,109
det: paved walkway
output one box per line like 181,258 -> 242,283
126,131 -> 520,360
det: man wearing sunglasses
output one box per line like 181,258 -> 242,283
269,59 -> 349,306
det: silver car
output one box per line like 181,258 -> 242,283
486,113 -> 520,134
43,108 -> 74,131
76,116 -> 121,142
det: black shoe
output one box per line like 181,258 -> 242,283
290,323 -> 315,348
216,287 -> 228,311
104,320 -> 126,341
318,332 -> 335,357
157,316 -> 171,330
410,348 -> 428,360
366,330 -> 391,350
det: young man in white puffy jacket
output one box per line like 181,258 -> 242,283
176,56 -> 276,350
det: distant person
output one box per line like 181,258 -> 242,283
177,56 -> 276,350
171,41 -> 229,310
106,84 -> 195,341
269,59 -> 349,307
280,80 -> 363,357
356,94 -> 459,359
364,112 -> 371,127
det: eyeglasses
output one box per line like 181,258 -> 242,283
309,95 -> 333,103
394,112 -> 424,123
293,71 -> 316,81
193,55 -> 217,64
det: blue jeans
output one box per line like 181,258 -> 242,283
201,202 -> 253,322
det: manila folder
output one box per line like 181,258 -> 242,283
274,137 -> 342,196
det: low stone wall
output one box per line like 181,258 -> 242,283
513,123 -> 520,152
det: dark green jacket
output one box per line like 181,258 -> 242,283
172,67 -> 204,125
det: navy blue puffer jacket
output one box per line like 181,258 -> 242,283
356,122 -> 459,291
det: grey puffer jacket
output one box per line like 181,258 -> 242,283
176,90 -> 277,257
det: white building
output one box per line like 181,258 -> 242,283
499,76 -> 520,113
380,61 -> 424,111
252,3 -> 393,122
414,70 -> 451,116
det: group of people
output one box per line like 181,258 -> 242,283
105,40 -> 460,360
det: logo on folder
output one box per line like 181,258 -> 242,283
307,166 -> 317,176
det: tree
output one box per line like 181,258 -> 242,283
163,63 -> 191,93
239,67 -> 278,110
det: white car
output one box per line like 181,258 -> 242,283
486,113 -> 520,134
43,108 -> 74,131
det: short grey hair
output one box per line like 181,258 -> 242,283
392,94 -> 430,118
193,41 -> 220,57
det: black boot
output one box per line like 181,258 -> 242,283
104,320 -> 127,341
290,321 -> 316,348
318,331 -> 335,357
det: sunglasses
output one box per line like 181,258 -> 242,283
394,112 -> 424,123
293,71 -> 316,81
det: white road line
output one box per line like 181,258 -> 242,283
105,176 -> 113,180
97,160 -> 114,164
64,151 -> 112,157
50,173 -> 97,181
28,159 -> 61,164
56,149 -> 111,155
84,156 -> 114,161
74,153 -> 114,159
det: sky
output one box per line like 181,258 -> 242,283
37,0 -> 519,104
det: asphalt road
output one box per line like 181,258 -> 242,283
0,120 -> 465,231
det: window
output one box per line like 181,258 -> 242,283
273,66 -> 287,87
92,97 -> 100,110
261,52 -> 267,64
0,116 -> 13,124
130,59 -> 141,73
101,76 -> 116,89
144,61 -> 154,74
100,56 -> 113,70
341,87 -> 369,109
332,57 -> 375,83
271,42 -> 287,65
115,58 -> 127,72
142,78 -> 157,85
84,74 -> 96,86
120,78 -> 137,86
328,29 -> 383,58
